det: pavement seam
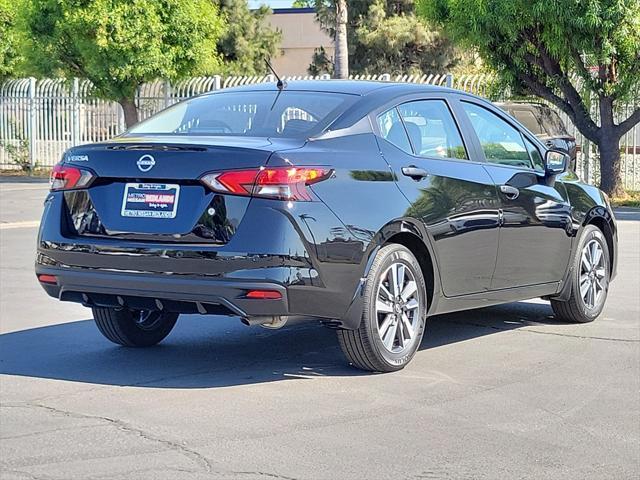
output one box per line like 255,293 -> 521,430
3,402 -> 214,474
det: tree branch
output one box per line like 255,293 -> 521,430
617,107 -> 640,137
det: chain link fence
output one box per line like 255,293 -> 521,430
1,74 -> 638,189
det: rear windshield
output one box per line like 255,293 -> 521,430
128,90 -> 355,138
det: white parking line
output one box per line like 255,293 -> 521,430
0,220 -> 41,230
0,184 -> 50,192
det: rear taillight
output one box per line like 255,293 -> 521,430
200,167 -> 332,201
50,164 -> 95,191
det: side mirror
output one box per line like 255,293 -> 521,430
545,149 -> 569,176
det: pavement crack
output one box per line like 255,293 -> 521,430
232,472 -> 300,480
4,402 -> 213,474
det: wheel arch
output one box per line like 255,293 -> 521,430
553,206 -> 617,302
583,207 -> 616,278
338,218 -> 441,330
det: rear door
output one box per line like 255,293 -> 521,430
455,100 -> 573,289
374,95 -> 501,297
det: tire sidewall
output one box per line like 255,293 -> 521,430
572,226 -> 610,320
363,245 -> 427,369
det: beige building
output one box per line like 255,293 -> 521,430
266,7 -> 334,76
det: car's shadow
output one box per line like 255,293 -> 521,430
0,301 -> 561,388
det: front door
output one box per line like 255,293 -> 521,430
375,98 -> 501,297
457,101 -> 573,289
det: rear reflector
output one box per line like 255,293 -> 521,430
37,274 -> 58,284
50,163 -> 95,191
200,167 -> 332,201
245,290 -> 282,300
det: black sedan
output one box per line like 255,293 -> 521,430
36,81 -> 617,372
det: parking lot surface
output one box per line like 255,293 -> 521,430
1,180 -> 639,479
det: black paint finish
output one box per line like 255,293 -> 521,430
36,81 -> 617,329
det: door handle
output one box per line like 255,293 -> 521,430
402,166 -> 429,180
499,184 -> 520,200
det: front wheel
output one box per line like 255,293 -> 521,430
337,244 -> 427,372
551,225 -> 610,323
92,307 -> 178,347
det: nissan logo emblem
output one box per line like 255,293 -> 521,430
137,154 -> 155,172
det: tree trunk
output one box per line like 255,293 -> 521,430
118,97 -> 139,129
597,96 -> 624,197
334,0 -> 348,79
597,133 -> 624,197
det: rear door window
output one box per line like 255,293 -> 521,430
397,100 -> 467,159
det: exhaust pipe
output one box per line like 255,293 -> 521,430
241,315 -> 288,329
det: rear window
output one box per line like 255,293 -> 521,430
128,91 -> 355,138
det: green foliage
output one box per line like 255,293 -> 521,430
214,0 -> 281,76
308,46 -> 334,76
310,0 -> 460,75
1,121 -> 33,173
417,0 -> 640,102
23,0 -> 226,103
0,0 -> 22,80
417,0 -> 640,196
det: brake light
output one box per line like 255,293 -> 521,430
200,167 -> 332,201
37,274 -> 58,284
245,290 -> 282,300
50,164 -> 95,191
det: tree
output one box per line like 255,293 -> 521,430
334,0 -> 349,78
418,0 -> 640,197
310,1 -> 459,76
0,0 -> 22,81
214,0 -> 281,75
23,0 -> 225,128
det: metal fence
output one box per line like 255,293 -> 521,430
1,73 -> 638,189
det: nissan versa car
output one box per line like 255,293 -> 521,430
36,81 -> 617,372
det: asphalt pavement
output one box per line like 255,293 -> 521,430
1,179 -> 639,479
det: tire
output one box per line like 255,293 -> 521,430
551,225 -> 610,323
92,307 -> 178,347
337,244 -> 427,372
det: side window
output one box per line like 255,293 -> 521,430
397,100 -> 467,159
524,137 -> 545,171
462,102 -> 533,169
376,108 -> 412,154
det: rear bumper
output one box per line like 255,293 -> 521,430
36,191 -> 370,324
36,266 -> 290,318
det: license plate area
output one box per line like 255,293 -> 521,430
121,183 -> 180,219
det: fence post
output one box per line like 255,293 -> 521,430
27,77 -> 37,171
213,75 -> 221,90
71,78 -> 80,146
445,73 -> 454,88
163,80 -> 171,108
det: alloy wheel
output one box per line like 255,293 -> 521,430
375,262 -> 421,353
579,239 -> 607,310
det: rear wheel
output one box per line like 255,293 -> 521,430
92,307 -> 178,347
551,225 -> 610,323
337,244 -> 427,372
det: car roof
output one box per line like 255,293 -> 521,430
209,80 -> 465,97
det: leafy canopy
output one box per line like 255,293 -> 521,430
417,0 -> 640,132
0,0 -> 22,81
23,0 -> 226,102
